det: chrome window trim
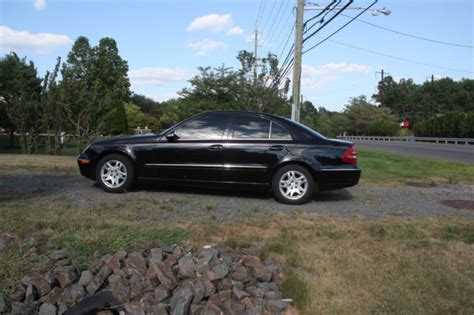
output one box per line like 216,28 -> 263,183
145,163 -> 267,170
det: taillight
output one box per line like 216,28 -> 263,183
341,146 -> 357,164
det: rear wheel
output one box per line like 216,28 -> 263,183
96,154 -> 135,193
272,164 -> 315,204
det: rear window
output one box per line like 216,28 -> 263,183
232,116 -> 270,139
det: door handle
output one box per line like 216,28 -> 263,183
208,144 -> 223,151
269,145 -> 284,151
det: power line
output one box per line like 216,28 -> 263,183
303,0 -> 340,35
303,0 -> 377,54
347,16 -> 474,49
324,38 -> 474,74
263,0 -> 287,47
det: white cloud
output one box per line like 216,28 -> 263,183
33,0 -> 46,10
0,26 -> 72,53
186,39 -> 226,56
301,63 -> 372,90
128,67 -> 191,86
226,26 -> 244,36
187,14 -> 233,33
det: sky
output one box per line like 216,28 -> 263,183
0,0 -> 473,111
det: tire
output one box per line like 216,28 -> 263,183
272,164 -> 315,205
96,154 -> 135,193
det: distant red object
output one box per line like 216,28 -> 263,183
400,121 -> 410,128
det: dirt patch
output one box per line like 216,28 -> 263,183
439,200 -> 474,211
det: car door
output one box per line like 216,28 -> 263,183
221,114 -> 295,184
149,113 -> 230,182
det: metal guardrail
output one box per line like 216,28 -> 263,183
338,136 -> 474,145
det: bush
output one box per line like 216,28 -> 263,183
414,111 -> 473,137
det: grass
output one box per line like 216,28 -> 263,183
358,147 -> 474,184
1,149 -> 473,313
186,215 -> 474,314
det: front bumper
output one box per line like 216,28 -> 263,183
78,153 -> 95,180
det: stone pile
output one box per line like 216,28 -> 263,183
3,244 -> 291,315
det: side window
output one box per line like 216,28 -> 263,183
232,116 -> 270,139
175,115 -> 228,140
271,122 -> 292,140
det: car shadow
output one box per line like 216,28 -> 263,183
133,182 -> 353,203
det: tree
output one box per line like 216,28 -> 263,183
42,57 -> 68,154
61,36 -> 131,152
124,103 -> 158,133
130,93 -> 160,114
0,53 -> 42,153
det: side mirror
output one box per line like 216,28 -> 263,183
165,131 -> 179,142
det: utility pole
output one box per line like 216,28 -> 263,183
291,0 -> 305,122
253,28 -> 258,83
376,69 -> 386,107
430,74 -> 434,118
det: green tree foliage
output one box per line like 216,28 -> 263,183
42,57 -> 68,154
130,93 -> 160,114
124,103 -> 159,133
158,50 -> 291,129
373,76 -> 474,125
61,36 -> 130,151
413,111 -> 474,137
0,53 -> 42,153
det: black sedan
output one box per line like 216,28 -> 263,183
78,111 -> 360,204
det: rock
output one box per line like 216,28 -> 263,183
50,249 -> 68,260
233,286 -> 250,300
154,286 -> 170,303
161,244 -> 174,254
151,303 -> 169,315
231,265 -> 251,283
39,303 -> 57,315
257,282 -> 279,292
222,299 -> 245,315
245,286 -> 265,298
241,245 -> 263,257
241,255 -> 261,268
78,270 -> 93,287
97,311 -> 114,315
202,302 -> 223,315
32,277 -> 52,297
150,259 -> 177,289
41,287 -> 64,305
163,255 -> 177,267
139,292 -> 156,313
24,284 -> 38,303
114,249 -> 128,260
265,299 -> 290,313
202,280 -> 216,297
124,304 -> 145,315
60,284 -> 86,307
217,278 -> 233,291
43,272 -> 56,287
0,295 -> 5,313
108,273 -> 130,302
178,255 -> 196,278
21,275 -> 34,286
208,262 -> 229,281
172,246 -> 184,260
241,297 -> 254,310
190,304 -> 203,315
54,266 -> 77,288
128,269 -> 146,300
126,252 -> 147,275
150,248 -> 163,261
57,302 -> 68,315
10,283 -> 26,302
9,301 -> 36,315
86,265 -> 111,294
191,280 -> 206,304
197,247 -> 219,267
170,286 -> 194,315
104,255 -> 120,272
252,263 -> 272,282
209,290 -> 232,306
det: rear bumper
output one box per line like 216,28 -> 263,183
317,166 -> 361,190
78,153 -> 95,180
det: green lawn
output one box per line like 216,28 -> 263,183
358,147 -> 474,184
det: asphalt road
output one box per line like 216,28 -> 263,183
353,141 -> 474,164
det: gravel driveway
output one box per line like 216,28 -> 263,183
1,170 -> 473,221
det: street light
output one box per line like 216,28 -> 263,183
371,7 -> 391,16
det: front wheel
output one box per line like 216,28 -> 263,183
272,165 -> 315,204
96,154 -> 135,193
